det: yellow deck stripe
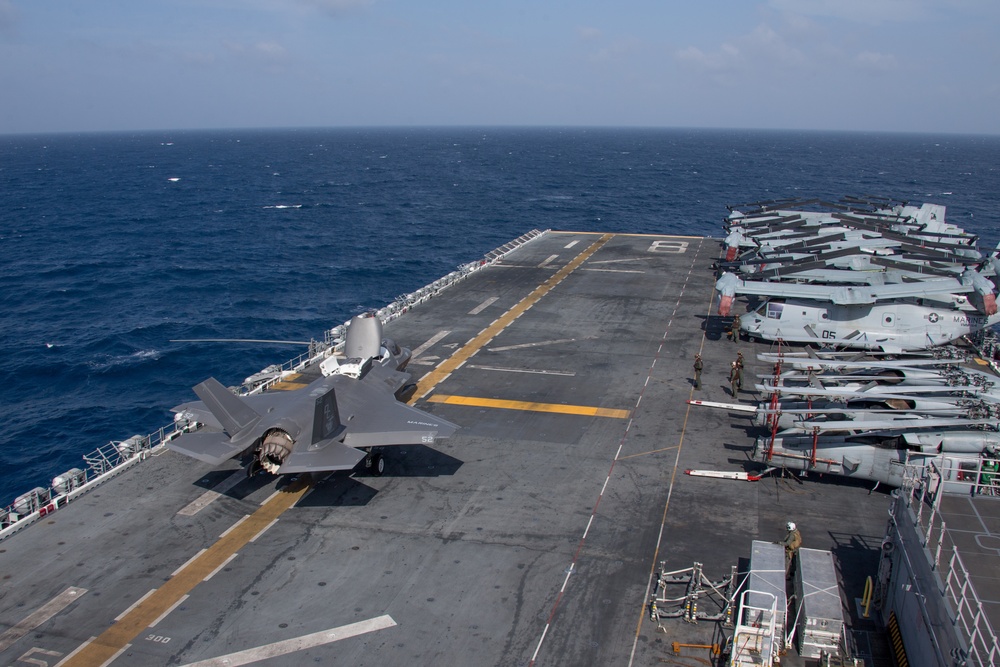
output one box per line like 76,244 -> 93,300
269,381 -> 310,391
409,234 -> 613,403
268,373 -> 309,391
63,479 -> 312,667
428,394 -> 630,419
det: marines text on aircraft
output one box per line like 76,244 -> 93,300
168,313 -> 458,476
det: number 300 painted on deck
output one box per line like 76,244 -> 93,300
648,241 -> 688,253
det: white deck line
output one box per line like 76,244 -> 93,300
0,587 -> 88,652
178,615 -> 398,667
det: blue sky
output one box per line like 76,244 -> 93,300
1,0 -> 998,134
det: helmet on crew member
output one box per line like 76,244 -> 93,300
786,521 -> 796,531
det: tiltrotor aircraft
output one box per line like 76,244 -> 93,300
751,429 -> 1000,490
167,313 -> 458,476
714,198 -> 1000,352
716,271 -> 1000,352
691,345 -> 1000,489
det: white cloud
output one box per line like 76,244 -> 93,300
296,0 -> 372,17
254,41 -> 287,58
854,50 -> 898,71
675,43 -> 741,71
674,23 -> 804,74
767,0 -> 928,24
221,39 -> 291,74
588,37 -> 642,64
0,0 -> 18,34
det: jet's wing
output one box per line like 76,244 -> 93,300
167,431 -> 247,466
270,376 -> 458,474
278,442 -> 367,474
338,381 -> 459,448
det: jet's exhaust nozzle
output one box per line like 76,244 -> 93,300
258,430 -> 294,474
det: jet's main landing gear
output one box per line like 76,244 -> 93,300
364,450 -> 386,476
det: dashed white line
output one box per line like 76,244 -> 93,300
171,549 -> 208,578
530,624 -> 551,664
203,553 -> 239,582
179,615 -> 398,667
114,589 -> 157,622
250,518 -> 279,543
148,594 -> 189,628
96,643 -> 131,667
0,587 -> 87,652
559,563 -> 575,593
589,258 -> 643,264
487,338 -> 576,352
466,364 -> 575,376
538,254 -> 559,268
177,472 -> 246,516
260,490 -> 282,506
468,297 -> 499,315
177,491 -> 221,517
580,268 -> 644,274
410,330 -> 452,359
219,515 -> 251,539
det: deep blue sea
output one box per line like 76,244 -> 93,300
2,127 -> 999,499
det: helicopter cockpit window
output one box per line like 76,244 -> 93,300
765,301 -> 784,320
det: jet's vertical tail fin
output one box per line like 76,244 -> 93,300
311,386 -> 344,444
193,378 -> 261,436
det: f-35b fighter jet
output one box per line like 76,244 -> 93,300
167,313 -> 458,476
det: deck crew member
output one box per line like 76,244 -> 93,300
781,521 -> 802,574
693,354 -> 703,390
729,361 -> 742,397
727,313 -> 742,342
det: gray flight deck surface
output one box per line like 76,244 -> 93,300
0,232 -> 892,666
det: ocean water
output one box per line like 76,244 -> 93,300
1,127 -> 999,499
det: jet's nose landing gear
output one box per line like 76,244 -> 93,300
363,449 -> 386,476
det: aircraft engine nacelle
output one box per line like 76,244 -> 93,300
714,273 -> 738,317
345,313 -> 383,360
969,291 -> 998,316
723,231 -> 742,261
962,269 -> 998,315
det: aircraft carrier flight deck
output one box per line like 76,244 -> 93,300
2,231 -> 903,666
